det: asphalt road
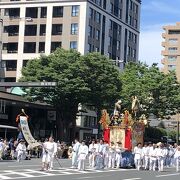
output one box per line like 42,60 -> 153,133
0,159 -> 179,180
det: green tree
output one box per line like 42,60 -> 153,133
21,49 -> 121,141
120,62 -> 180,118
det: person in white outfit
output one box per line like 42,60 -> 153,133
174,146 -> 180,172
142,143 -> 150,170
103,141 -> 109,169
50,138 -> 57,170
108,141 -> 116,168
156,142 -> 167,172
149,143 -> 157,171
16,139 -> 26,162
133,143 -> 143,170
71,139 -> 80,168
78,141 -> 89,171
95,139 -> 105,169
116,142 -> 126,168
41,137 -> 55,171
88,139 -> 97,168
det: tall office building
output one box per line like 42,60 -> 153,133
162,22 -> 180,81
0,0 -> 141,81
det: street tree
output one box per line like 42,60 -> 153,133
120,62 -> 180,118
21,48 -> 121,141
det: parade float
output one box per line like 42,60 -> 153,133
99,97 -> 148,150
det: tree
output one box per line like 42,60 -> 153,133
120,62 -> 180,118
21,49 -> 121,141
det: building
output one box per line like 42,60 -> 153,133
0,0 -> 141,141
162,22 -> 180,81
0,0 -> 141,82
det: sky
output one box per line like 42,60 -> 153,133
139,0 -> 180,67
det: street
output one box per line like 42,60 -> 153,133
0,159 -> 179,180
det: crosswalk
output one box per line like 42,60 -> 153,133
0,167 -> 134,179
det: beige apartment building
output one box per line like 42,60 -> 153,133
0,0 -> 141,82
162,22 -> 180,81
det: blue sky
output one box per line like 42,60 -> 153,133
139,0 -> 180,67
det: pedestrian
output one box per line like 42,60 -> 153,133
115,141 -> 125,169
41,137 -> 55,171
174,146 -> 180,172
142,142 -> 150,170
149,143 -> 157,171
9,138 -> 15,160
50,137 -> 57,170
78,140 -> 88,171
71,139 -> 80,168
88,139 -> 97,168
16,139 -> 26,162
134,143 -> 143,171
103,141 -> 109,169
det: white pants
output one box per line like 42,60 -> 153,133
116,153 -> 122,168
89,153 -> 96,167
134,158 -> 141,170
175,158 -> 180,172
104,155 -> 109,168
150,158 -> 157,171
158,157 -> 164,171
78,154 -> 86,170
17,150 -> 25,162
144,156 -> 149,170
108,153 -> 115,168
72,152 -> 78,167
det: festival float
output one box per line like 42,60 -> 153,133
99,97 -> 148,150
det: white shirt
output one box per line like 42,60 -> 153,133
149,147 -> 157,159
142,146 -> 149,157
16,143 -> 26,152
174,149 -> 180,159
78,145 -> 89,156
134,146 -> 142,159
89,143 -> 96,153
156,147 -> 167,158
43,141 -> 55,154
73,142 -> 80,153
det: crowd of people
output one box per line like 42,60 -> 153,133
1,136 -> 180,173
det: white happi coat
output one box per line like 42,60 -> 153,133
78,145 -> 89,160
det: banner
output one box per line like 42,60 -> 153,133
110,127 -> 125,148
132,122 -> 145,149
20,116 -> 41,148
125,129 -> 132,150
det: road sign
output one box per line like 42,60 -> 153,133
0,82 -> 57,87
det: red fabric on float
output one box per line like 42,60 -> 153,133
103,128 -> 110,144
125,128 -> 132,150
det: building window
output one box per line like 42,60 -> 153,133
118,8 -> 122,19
52,24 -> 63,35
96,0 -> 102,6
26,7 -> 38,18
88,25 -> 93,37
22,60 -> 29,67
89,8 -> 94,19
53,6 -> 63,17
72,6 -> 79,17
70,41 -> 77,49
110,3 -> 114,14
168,30 -> 180,35
51,42 -> 62,52
117,25 -> 121,35
88,44 -> 92,52
5,60 -> 17,71
117,41 -> 120,50
168,47 -> 178,53
95,30 -> 100,40
133,49 -> 136,58
41,7 -> 47,18
4,25 -> 19,36
3,43 -> 18,53
71,23 -> 78,35
168,56 -> 177,61
24,42 -> 36,53
168,65 -> 176,71
25,25 -> 37,36
39,42 -> 45,53
169,38 -> 178,44
95,47 -> 99,52
5,8 -> 20,18
103,0 -> 106,9
109,20 -> 113,30
95,12 -> 101,24
4,77 -> 16,82
108,36 -> 112,47
40,24 -> 46,36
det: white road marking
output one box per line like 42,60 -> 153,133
122,178 -> 142,180
156,173 -> 180,178
8,165 -> 40,168
0,174 -> 12,179
74,175 -> 112,179
25,169 -> 55,175
4,170 -> 35,178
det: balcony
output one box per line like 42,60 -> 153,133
162,33 -> 166,39
161,58 -> 165,65
161,41 -> 166,47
